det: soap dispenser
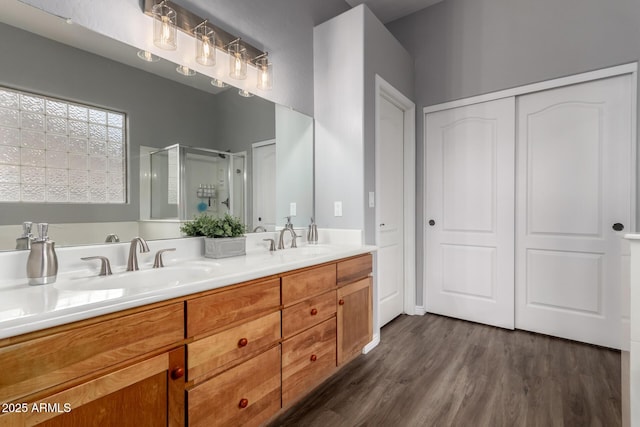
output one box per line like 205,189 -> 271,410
15,221 -> 33,250
307,217 -> 318,244
27,223 -> 58,285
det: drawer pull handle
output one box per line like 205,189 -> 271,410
239,398 -> 249,409
238,338 -> 248,347
338,299 -> 345,306
170,367 -> 184,380
310,308 -> 318,316
310,354 -> 317,362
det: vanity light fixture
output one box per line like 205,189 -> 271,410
152,1 -> 177,50
194,20 -> 216,66
228,39 -> 247,80
137,50 -> 160,62
238,89 -> 254,98
176,65 -> 196,76
255,54 -> 273,91
210,78 -> 228,88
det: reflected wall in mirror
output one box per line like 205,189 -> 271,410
0,6 -> 313,251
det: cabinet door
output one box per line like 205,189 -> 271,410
0,347 -> 186,427
337,277 -> 372,365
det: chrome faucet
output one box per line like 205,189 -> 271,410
253,225 -> 267,232
127,237 -> 150,271
278,228 -> 298,250
104,233 -> 120,243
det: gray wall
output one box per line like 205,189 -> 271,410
387,0 -> 640,305
0,23 -> 219,225
21,0 -> 351,117
314,5 -> 413,244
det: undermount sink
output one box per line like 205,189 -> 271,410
279,245 -> 333,258
55,265 -> 216,291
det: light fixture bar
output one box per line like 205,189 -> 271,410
143,0 -> 266,62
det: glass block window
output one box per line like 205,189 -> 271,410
0,87 -> 126,203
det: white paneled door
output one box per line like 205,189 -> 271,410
515,75 -> 633,349
425,98 -> 516,329
378,96 -> 405,326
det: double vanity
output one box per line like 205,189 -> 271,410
0,234 -> 376,426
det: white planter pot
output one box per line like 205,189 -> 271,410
204,236 -> 246,259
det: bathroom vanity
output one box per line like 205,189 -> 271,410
0,241 -> 374,426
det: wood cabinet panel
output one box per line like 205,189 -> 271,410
282,291 -> 336,338
0,303 -> 184,403
187,311 -> 280,382
337,277 -> 372,365
281,264 -> 336,306
188,346 -> 281,427
187,278 -> 280,338
337,254 -> 373,287
282,318 -> 337,407
0,351 -> 183,427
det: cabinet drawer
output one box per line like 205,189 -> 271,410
187,278 -> 280,337
337,253 -> 372,287
0,303 -> 184,402
282,318 -> 336,407
188,311 -> 280,382
282,264 -> 336,306
188,346 -> 281,427
282,291 -> 336,338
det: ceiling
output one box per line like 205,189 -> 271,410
345,0 -> 444,23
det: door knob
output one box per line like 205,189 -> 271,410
613,223 -> 624,231
429,219 -> 435,226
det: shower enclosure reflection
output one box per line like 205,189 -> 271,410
149,145 -> 246,223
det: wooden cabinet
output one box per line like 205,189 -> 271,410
336,254 -> 373,366
0,252 -> 373,426
0,305 -> 186,427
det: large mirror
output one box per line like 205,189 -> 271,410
0,2 -> 314,250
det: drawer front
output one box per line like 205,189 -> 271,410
0,303 -> 184,402
188,311 -> 280,382
282,318 -> 337,407
188,346 -> 281,427
282,291 -> 336,338
187,278 -> 280,337
337,253 -> 372,287
281,264 -> 336,306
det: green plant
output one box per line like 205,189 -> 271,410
180,214 -> 246,238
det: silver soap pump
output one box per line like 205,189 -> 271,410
27,223 -> 58,285
307,217 -> 318,244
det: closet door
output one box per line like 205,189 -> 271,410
425,97 -> 516,329
515,75 -> 633,349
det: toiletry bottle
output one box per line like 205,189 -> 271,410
307,217 -> 318,244
27,223 -> 58,285
15,221 -> 33,250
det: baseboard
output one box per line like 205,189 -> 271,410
414,306 -> 426,315
362,333 -> 380,354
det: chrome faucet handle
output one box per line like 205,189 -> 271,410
263,239 -> 276,251
153,248 -> 176,268
81,256 -> 113,276
105,233 -> 120,243
127,237 -> 150,271
290,232 -> 298,248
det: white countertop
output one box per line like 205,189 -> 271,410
0,243 -> 376,340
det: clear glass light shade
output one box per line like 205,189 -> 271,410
238,89 -> 253,98
152,2 -> 177,50
195,24 -> 216,66
211,78 -> 228,88
256,57 -> 273,90
228,41 -> 247,80
176,65 -> 196,76
137,50 -> 160,62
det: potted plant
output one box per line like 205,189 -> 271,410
180,213 -> 247,259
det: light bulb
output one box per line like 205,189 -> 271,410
161,16 -> 172,45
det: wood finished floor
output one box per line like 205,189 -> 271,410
270,314 -> 621,427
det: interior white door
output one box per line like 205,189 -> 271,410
515,75 -> 633,349
425,97 -> 515,329
252,141 -> 276,231
377,95 -> 405,326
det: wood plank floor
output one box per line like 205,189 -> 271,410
270,314 -> 621,427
